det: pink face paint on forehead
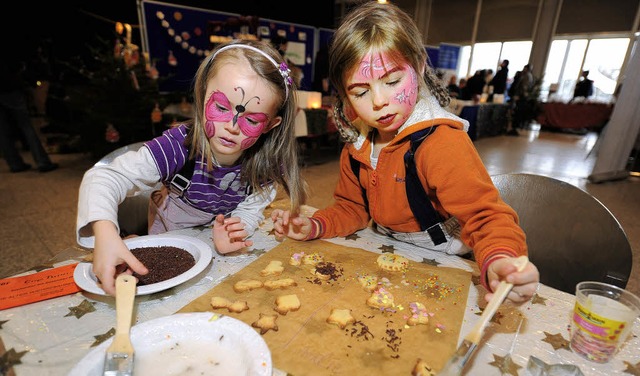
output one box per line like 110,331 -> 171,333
357,53 -> 397,80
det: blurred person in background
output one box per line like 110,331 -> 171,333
0,49 -> 58,173
572,70 -> 594,101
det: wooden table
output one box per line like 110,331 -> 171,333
1,212 -> 638,375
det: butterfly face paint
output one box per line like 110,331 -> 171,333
204,87 -> 271,150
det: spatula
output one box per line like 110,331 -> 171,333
103,274 -> 137,376
438,255 -> 529,376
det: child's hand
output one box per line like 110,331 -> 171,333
92,220 -> 147,296
485,256 -> 539,303
212,214 -> 253,254
271,209 -> 313,240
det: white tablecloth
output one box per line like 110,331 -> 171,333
1,219 -> 638,375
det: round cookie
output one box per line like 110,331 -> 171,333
376,253 -> 409,272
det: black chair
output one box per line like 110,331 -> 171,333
491,173 -> 632,294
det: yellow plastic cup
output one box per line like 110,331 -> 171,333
570,281 -> 640,363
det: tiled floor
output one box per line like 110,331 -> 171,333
1,126 -> 638,297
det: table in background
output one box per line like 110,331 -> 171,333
537,102 -> 613,131
1,212 -> 638,375
459,103 -> 510,140
294,107 -> 336,138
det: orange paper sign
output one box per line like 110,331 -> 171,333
0,263 -> 81,310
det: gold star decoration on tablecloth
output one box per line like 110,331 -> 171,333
488,354 -> 522,376
64,299 -> 96,319
475,309 -> 504,325
250,248 -> 267,257
624,361 -> 640,376
527,356 -> 584,376
531,293 -> 547,305
91,328 -> 116,347
0,348 -> 28,371
379,244 -> 395,253
0,320 -> 8,329
345,233 -> 360,241
541,331 -> 570,351
421,258 -> 440,267
268,228 -> 276,236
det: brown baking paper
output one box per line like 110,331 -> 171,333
178,239 -> 471,375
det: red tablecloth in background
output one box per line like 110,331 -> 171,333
537,102 -> 613,130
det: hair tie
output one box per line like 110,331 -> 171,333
212,43 -> 292,101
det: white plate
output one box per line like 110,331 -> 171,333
68,312 -> 272,376
73,234 -> 212,296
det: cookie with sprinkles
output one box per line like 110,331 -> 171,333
376,253 -> 409,272
302,252 -> 324,266
357,273 -> 379,292
289,251 -> 305,266
406,302 -> 430,326
366,286 -> 396,310
311,261 -> 343,281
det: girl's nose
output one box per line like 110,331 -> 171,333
371,87 -> 388,110
224,118 -> 240,134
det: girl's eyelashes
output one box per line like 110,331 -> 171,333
353,90 -> 368,98
216,103 -> 230,112
244,117 -> 260,126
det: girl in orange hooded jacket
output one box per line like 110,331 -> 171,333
271,2 -> 539,303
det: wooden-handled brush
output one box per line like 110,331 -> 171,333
438,256 -> 529,376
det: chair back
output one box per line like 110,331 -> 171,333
95,142 -> 159,236
491,173 -> 632,294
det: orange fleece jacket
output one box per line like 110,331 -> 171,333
311,118 -> 527,271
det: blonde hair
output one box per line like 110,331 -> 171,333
185,39 -> 307,211
329,2 -> 450,141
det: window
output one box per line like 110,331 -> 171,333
456,41 -> 532,92
543,37 -> 629,102
453,36 -> 629,103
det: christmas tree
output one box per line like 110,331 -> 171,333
59,34 -> 180,158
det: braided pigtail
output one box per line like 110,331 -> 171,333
424,68 -> 451,108
332,98 -> 359,143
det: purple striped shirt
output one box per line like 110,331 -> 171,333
144,124 -> 248,215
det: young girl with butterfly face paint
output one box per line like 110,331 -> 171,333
270,2 -> 539,304
77,40 -> 306,295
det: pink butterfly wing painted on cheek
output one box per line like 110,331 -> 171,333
204,91 -> 233,138
240,137 -> 259,150
237,112 -> 269,138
